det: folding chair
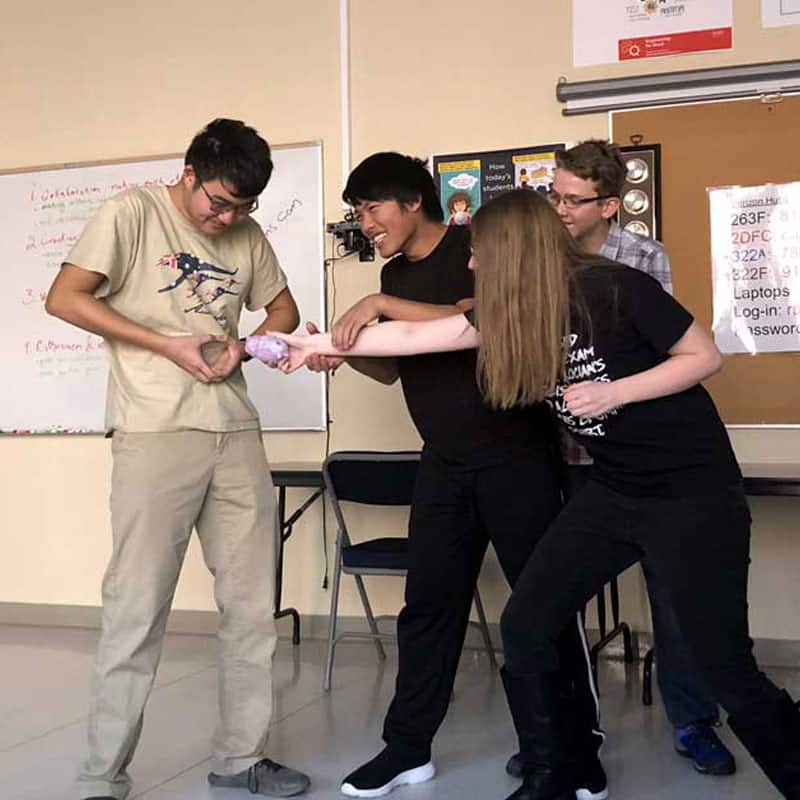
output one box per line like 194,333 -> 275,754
322,450 -> 497,691
563,466 -> 634,681
589,576 -> 634,683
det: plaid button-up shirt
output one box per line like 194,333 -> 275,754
563,221 -> 673,465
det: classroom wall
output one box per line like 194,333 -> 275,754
2,0 -> 799,643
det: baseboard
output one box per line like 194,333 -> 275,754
0,602 -> 219,635
2,603 -> 798,668
574,627 -> 800,671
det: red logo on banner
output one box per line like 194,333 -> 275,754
619,27 -> 732,60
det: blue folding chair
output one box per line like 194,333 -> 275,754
322,450 -> 497,691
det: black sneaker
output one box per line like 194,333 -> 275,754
674,722 -> 736,776
341,747 -> 435,798
208,757 -> 310,797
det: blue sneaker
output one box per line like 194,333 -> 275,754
674,723 -> 736,776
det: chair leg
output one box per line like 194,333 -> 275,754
590,579 -> 634,675
596,584 -> 607,639
353,574 -> 387,661
324,542 -> 345,692
472,589 -> 498,670
622,621 -> 634,663
609,576 -> 621,629
609,577 -> 634,662
642,646 -> 655,706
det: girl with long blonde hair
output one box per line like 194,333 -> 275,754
271,189 -> 800,800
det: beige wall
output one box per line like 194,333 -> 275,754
2,0 -> 799,641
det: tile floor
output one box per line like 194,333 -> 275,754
1,623 -> 794,800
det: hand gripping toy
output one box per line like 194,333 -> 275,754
245,335 -> 290,365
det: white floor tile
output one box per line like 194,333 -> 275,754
0,624 -> 789,800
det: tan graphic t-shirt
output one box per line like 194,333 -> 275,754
65,185 -> 287,433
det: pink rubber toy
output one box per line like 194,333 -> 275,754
245,335 -> 289,365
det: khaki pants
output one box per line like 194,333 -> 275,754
78,430 -> 277,800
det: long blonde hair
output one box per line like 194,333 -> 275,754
473,189 -> 592,408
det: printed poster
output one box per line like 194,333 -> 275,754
709,182 -> 800,354
431,145 -> 562,227
572,0 -> 733,67
762,0 -> 800,28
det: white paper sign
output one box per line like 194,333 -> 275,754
572,0 -> 733,67
762,0 -> 800,28
709,182 -> 800,354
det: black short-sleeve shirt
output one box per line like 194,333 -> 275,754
380,225 -> 554,465
550,263 -> 741,496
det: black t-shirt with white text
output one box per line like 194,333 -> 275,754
550,263 -> 741,497
380,225 -> 554,465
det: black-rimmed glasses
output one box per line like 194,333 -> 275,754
198,180 -> 259,216
547,191 -> 616,210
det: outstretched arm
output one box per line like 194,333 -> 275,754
323,294 -> 474,385
300,321 -> 400,385
564,321 -> 722,417
273,313 -> 478,372
332,292 -> 474,349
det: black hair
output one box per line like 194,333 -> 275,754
185,118 -> 273,198
343,152 -> 444,222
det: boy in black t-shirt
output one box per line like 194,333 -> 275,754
306,154 -> 606,800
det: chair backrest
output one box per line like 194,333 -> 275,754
323,451 -> 420,508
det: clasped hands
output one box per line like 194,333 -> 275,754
163,334 -> 249,384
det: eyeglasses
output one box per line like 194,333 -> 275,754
547,191 -> 616,210
197,180 -> 259,216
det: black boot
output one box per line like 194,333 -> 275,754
500,667 -> 574,800
505,773 -> 575,800
505,689 -> 608,800
728,690 -> 800,799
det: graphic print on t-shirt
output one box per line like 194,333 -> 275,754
549,332 -> 618,438
157,251 -> 240,324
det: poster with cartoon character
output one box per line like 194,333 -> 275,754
432,145 -> 562,224
513,154 -> 556,191
436,160 -> 480,226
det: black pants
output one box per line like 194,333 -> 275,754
501,479 -> 786,770
565,466 -> 720,727
383,445 -> 597,755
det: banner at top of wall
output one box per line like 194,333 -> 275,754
572,0 -> 733,68
430,144 -> 563,227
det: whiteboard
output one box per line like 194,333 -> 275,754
1,142 -> 326,432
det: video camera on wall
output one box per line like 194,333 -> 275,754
326,213 -> 375,261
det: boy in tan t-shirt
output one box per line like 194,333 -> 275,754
46,118 -> 308,800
